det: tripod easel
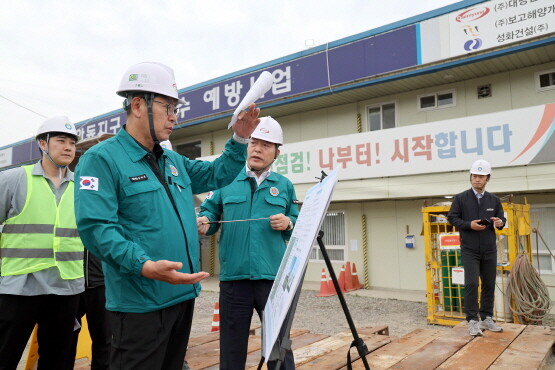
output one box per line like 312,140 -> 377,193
260,170 -> 371,369
261,231 -> 371,369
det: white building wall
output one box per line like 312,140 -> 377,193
192,60 -> 555,293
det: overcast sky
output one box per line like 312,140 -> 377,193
0,0 -> 462,148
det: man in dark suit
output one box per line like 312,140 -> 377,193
448,159 -> 506,336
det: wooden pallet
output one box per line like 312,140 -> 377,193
73,322 -> 555,369
347,322 -> 555,370
186,326 -> 390,370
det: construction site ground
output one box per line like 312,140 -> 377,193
22,276 -> 555,369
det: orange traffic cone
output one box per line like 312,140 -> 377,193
327,274 -> 335,295
316,268 -> 335,297
345,261 -> 354,291
351,263 -> 363,290
337,265 -> 347,293
211,302 -> 220,332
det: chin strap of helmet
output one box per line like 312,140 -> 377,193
144,93 -> 159,147
39,133 -> 68,179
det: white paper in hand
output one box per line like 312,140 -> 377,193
228,71 -> 273,129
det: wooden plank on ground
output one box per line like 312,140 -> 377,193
347,328 -> 445,370
243,326 -> 388,370
295,327 -> 390,368
293,326 -> 388,366
359,326 -> 389,336
188,324 -> 260,348
362,325 -> 389,336
188,332 -> 269,369
387,323 -> 471,369
489,325 -> 555,370
297,333 -> 391,369
293,330 -> 373,367
188,331 -> 219,347
245,331 -> 325,370
192,334 -> 265,370
185,337 -> 222,369
249,324 -> 262,335
193,329 -> 308,369
437,322 -> 525,370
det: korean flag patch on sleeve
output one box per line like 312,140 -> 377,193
80,176 -> 99,191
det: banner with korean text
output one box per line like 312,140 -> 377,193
268,103 -> 555,184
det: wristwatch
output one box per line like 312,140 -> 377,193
287,220 -> 294,231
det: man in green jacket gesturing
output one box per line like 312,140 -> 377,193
198,117 -> 299,370
74,62 -> 260,370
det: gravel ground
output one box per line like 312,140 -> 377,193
191,289 -> 451,338
194,288 -> 555,338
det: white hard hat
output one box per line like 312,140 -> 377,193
116,62 -> 186,104
470,159 -> 491,175
160,140 -> 173,150
36,116 -> 79,143
250,116 -> 283,145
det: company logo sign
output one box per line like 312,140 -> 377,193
455,7 -> 490,22
464,38 -> 483,51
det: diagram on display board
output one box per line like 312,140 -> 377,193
261,169 -> 338,363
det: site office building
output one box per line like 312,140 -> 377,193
2,0 -> 555,296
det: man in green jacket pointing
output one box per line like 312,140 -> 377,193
74,62 -> 260,370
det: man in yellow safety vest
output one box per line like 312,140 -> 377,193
0,116 -> 85,369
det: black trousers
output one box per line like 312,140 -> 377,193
67,286 -> 111,370
461,249 -> 497,322
108,299 -> 194,370
219,280 -> 295,370
0,293 -> 79,370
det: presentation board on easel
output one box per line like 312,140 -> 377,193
261,169 -> 339,362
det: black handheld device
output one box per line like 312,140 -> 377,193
478,219 -> 491,226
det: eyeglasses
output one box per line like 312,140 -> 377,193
153,100 -> 180,116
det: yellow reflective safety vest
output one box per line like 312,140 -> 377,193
0,165 -> 84,279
